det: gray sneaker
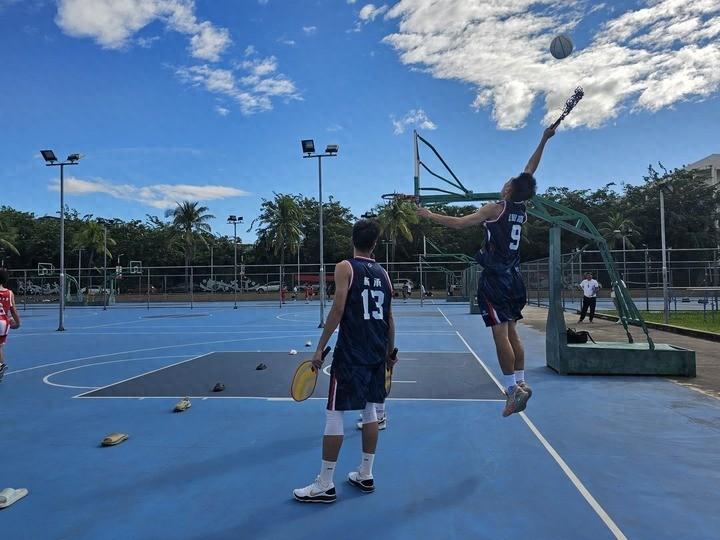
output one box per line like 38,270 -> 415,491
516,381 -> 532,412
502,386 -> 529,418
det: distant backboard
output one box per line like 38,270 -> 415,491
129,260 -> 143,275
38,263 -> 55,276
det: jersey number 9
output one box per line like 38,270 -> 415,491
509,224 -> 521,251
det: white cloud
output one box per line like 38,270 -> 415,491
326,123 -> 343,132
383,0 -> 720,130
55,0 -> 231,61
176,56 -> 300,114
137,35 -> 160,48
50,176 -> 248,209
359,4 -> 388,21
347,0 -> 357,4
278,38 -> 296,46
391,109 -> 437,134
244,45 -> 256,57
258,0 -> 269,4
215,105 -> 230,116
303,26 -> 317,35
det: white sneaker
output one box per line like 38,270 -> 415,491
293,477 -> 336,503
356,417 -> 387,430
347,471 -> 375,493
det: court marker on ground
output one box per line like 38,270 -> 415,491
437,308 -> 454,327
455,331 -> 628,540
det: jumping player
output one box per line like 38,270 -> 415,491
293,219 -> 396,503
417,127 -> 556,417
0,268 -> 21,381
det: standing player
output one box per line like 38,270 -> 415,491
578,272 -> 601,323
293,219 -> 396,503
417,127 -> 556,417
0,268 -> 21,381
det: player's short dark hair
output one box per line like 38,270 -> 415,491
509,172 -> 537,202
352,219 -> 380,251
0,268 -> 8,286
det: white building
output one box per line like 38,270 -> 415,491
685,154 -> 720,187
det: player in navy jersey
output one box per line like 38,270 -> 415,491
417,126 -> 556,417
294,219 -> 396,503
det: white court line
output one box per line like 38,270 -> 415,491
454,331 -> 628,540
5,335 -> 316,376
74,352 -> 214,398
437,308 -> 453,327
43,356 -> 188,390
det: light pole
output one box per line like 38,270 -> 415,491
227,215 -> 243,309
381,240 -> 394,273
41,150 -> 81,331
659,180 -> 673,324
103,225 -> 108,311
73,248 -> 84,291
301,140 -> 339,328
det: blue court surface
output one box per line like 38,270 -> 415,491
2,301 -> 719,540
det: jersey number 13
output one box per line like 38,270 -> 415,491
361,289 -> 384,320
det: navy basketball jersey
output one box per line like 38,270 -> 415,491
475,200 -> 527,272
335,257 -> 392,366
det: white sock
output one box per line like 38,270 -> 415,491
359,452 -> 375,477
514,370 -> 525,383
375,403 -> 385,421
502,373 -> 516,393
319,460 -> 336,486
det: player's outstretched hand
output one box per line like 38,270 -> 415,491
9,319 -> 20,330
416,207 -> 432,219
311,350 -> 325,371
543,126 -> 556,140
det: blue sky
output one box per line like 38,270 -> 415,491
1,0 -> 719,239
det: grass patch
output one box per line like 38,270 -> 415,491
601,310 -> 720,333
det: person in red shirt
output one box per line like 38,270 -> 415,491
0,268 -> 21,380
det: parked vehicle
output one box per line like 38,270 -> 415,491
254,281 -> 282,293
393,279 -> 413,292
81,286 -> 111,295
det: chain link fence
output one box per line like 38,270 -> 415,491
5,260 -> 475,309
521,247 -> 720,312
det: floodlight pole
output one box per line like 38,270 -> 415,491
103,225 -> 108,311
44,159 -> 79,331
660,188 -> 669,324
232,220 -> 238,309
303,151 -> 337,328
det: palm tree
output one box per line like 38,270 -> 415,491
72,220 -> 115,270
377,200 -> 418,270
0,218 -> 19,258
598,212 -> 641,250
166,201 -> 215,286
255,194 -> 303,287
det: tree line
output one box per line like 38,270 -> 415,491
0,166 -> 717,272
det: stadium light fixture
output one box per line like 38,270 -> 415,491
301,140 -> 340,328
39,148 -> 81,331
301,139 -> 315,155
41,150 -> 57,163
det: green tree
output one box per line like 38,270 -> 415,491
165,201 -> 215,282
598,212 -> 641,250
377,200 -> 418,266
0,217 -> 19,258
254,194 -> 304,280
72,219 -> 116,270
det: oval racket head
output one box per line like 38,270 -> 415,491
290,346 -> 331,402
385,348 -> 398,396
291,361 -> 317,402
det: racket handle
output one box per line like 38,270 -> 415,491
322,346 -> 332,359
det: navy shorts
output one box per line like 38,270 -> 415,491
477,270 -> 527,327
327,351 -> 386,411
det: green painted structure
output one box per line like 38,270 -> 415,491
412,131 -> 696,377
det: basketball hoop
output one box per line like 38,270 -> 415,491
381,192 -> 419,204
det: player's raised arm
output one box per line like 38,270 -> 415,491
524,126 -> 556,175
416,203 -> 502,229
311,261 -> 352,369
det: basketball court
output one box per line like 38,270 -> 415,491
1,301 -> 718,539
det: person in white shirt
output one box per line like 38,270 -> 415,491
578,272 -> 600,323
